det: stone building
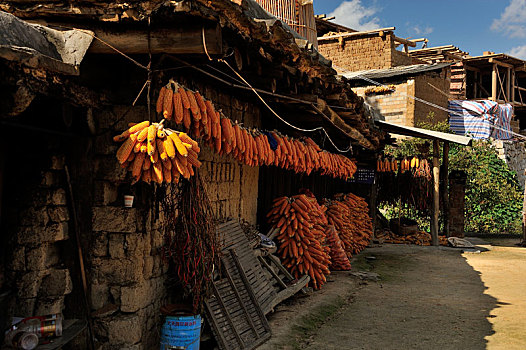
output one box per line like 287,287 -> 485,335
0,1 -> 383,349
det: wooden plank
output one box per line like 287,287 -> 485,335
87,23 -> 222,55
258,256 -> 287,289
221,257 -> 259,337
211,282 -> 245,348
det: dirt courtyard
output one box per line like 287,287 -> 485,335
260,239 -> 526,350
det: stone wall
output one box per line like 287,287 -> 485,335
318,33 -> 412,71
5,155 -> 73,317
90,105 -> 168,350
493,140 -> 526,188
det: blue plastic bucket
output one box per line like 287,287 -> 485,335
160,314 -> 201,350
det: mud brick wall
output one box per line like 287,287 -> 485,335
413,72 -> 449,124
196,89 -> 261,225
5,154 -> 73,318
353,80 -> 414,126
318,33 -> 412,71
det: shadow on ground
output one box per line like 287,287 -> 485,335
266,245 -> 498,350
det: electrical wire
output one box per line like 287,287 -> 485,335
354,74 -> 526,142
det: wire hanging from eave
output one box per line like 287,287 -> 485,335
201,28 -> 353,153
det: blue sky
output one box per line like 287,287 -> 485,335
314,0 -> 526,59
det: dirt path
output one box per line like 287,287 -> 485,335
261,241 -> 526,350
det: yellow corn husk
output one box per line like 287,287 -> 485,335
137,127 -> 149,142
128,120 -> 150,134
173,156 -> 189,179
169,133 -> 188,157
116,134 -> 137,164
147,125 -> 157,144
132,152 -> 146,179
182,142 -> 192,150
152,161 -> 163,183
134,141 -> 143,153
156,138 -> 168,161
163,137 -> 176,159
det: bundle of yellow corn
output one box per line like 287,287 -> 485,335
267,194 -> 331,290
325,193 -> 373,259
376,229 -> 448,246
156,81 -> 357,180
364,84 -> 396,95
113,121 -> 201,184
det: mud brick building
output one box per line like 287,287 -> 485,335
314,20 -> 450,128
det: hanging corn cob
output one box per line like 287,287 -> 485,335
324,225 -> 351,271
155,80 -> 358,180
113,120 -> 201,184
267,194 -> 331,290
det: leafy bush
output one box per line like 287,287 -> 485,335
380,114 -> 522,235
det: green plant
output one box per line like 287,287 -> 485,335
379,112 -> 522,235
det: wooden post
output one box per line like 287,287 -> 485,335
512,69 -> 516,104
473,71 -> 478,98
491,63 -> 498,101
431,140 -> 440,246
442,142 -> 450,236
506,67 -> 511,103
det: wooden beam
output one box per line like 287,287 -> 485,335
393,36 -> 417,47
87,24 -> 222,55
432,139 -> 440,246
512,70 -> 516,103
489,57 -> 514,69
317,27 -> 395,41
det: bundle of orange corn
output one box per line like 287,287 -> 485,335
156,81 -> 357,180
325,193 -> 373,259
376,157 -> 398,173
267,195 -> 331,289
324,225 -> 351,271
113,120 -> 201,184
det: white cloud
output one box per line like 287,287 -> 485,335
411,25 -> 433,36
491,0 -> 526,38
328,0 -> 381,31
508,45 -> 526,59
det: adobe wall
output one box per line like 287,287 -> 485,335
352,80 -> 414,126
413,71 -> 450,124
318,33 -> 412,71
